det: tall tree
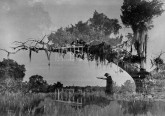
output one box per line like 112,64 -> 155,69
121,0 -> 164,69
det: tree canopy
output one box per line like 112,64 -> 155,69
120,0 -> 164,70
121,0 -> 164,32
29,75 -> 48,93
0,59 -> 26,81
90,10 -> 121,35
48,11 -> 122,46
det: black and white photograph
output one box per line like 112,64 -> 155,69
0,0 -> 165,115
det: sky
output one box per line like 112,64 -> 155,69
0,0 -> 165,86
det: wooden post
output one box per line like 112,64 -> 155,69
78,46 -> 79,53
61,48 -> 63,61
83,91 -> 85,103
80,97 -> 82,104
68,90 -> 70,102
55,90 -> 56,100
61,89 -> 64,101
83,91 -> 85,96
77,98 -> 79,104
73,89 -> 75,102
70,47 -> 74,61
74,46 -> 76,60
82,46 -> 84,57
58,48 -> 60,60
57,89 -> 60,100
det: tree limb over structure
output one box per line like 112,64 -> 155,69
7,32 -> 142,83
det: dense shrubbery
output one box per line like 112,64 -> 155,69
150,70 -> 165,94
0,59 -> 26,81
113,80 -> 136,95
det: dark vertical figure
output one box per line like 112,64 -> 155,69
105,73 -> 113,94
97,73 -> 113,95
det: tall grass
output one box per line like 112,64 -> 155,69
0,92 -> 165,116
0,93 -> 45,116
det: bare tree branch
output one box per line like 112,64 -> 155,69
0,49 -> 20,59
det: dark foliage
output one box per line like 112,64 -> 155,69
89,10 -> 121,35
121,0 -> 164,31
29,75 -> 48,93
47,81 -> 63,92
48,10 -> 121,45
0,59 -> 26,81
120,0 -> 164,71
154,57 -> 164,66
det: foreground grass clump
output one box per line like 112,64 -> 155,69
0,93 -> 46,116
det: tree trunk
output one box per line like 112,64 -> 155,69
115,28 -> 148,93
132,29 -> 148,93
134,29 -> 148,69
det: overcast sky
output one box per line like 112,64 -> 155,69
0,0 -> 165,86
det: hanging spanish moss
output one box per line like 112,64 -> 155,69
83,42 -> 140,76
29,49 -> 32,62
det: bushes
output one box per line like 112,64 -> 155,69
150,71 -> 165,94
0,59 -> 26,81
0,78 -> 28,94
113,80 -> 136,95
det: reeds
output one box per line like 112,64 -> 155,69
0,92 -> 165,116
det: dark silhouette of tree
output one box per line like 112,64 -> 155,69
0,59 -> 26,81
47,81 -> 63,92
29,75 -> 48,93
47,84 -> 55,92
55,81 -> 63,88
